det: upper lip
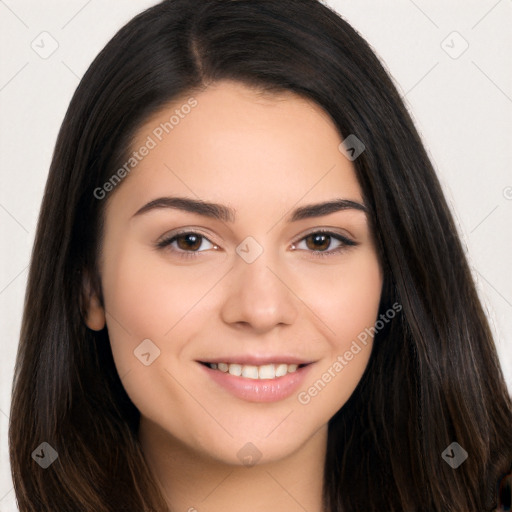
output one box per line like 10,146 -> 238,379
197,355 -> 315,366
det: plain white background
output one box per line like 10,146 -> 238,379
1,1 -> 511,509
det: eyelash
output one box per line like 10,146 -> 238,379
156,229 -> 357,259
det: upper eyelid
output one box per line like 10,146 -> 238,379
292,227 -> 356,242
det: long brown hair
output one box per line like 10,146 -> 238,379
9,0 -> 512,510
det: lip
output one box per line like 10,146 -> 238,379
197,354 -> 313,366
197,361 -> 315,403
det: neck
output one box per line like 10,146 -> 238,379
139,418 -> 327,512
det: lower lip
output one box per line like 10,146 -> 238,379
198,363 -> 314,403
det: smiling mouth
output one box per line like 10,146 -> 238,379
199,361 -> 310,380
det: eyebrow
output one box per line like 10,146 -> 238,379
132,196 -> 368,223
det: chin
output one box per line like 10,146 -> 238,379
196,429 -> 315,468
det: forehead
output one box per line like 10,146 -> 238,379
107,80 -> 363,219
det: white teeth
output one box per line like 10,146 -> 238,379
258,364 -> 275,379
275,363 -> 288,377
209,362 -> 303,379
228,364 -> 242,376
241,365 -> 259,379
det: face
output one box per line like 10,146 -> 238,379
86,80 -> 383,466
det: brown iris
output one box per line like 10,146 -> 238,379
304,233 -> 331,251
175,233 -> 202,251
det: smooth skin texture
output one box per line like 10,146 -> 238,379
85,80 -> 383,512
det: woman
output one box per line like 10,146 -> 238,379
9,0 -> 512,510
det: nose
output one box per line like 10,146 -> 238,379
219,249 -> 299,334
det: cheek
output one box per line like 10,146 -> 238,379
294,249 -> 382,411
100,243 -> 218,371
302,248 -> 383,347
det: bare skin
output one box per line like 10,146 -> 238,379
85,79 -> 383,512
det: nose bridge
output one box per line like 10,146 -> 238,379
220,235 -> 298,330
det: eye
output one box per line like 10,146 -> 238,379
291,229 -> 357,258
156,231 -> 218,259
156,228 -> 357,260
